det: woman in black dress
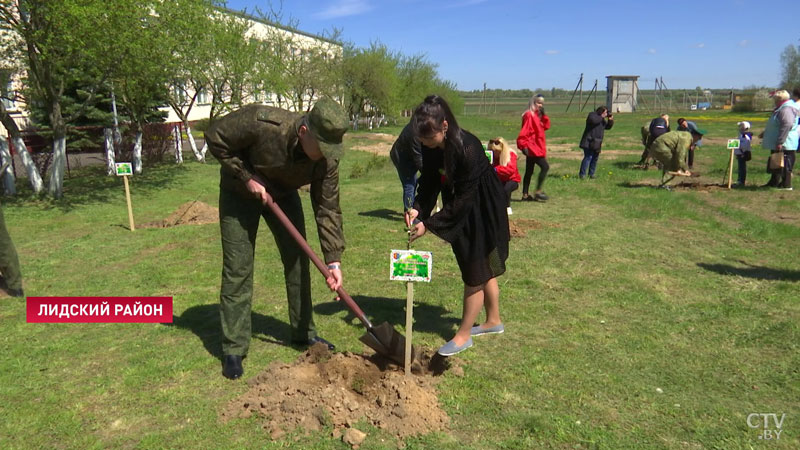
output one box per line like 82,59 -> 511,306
405,95 -> 510,356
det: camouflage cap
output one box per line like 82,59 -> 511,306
307,97 -> 349,160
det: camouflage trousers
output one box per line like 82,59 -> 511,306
218,187 -> 316,356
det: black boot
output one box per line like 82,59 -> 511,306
222,355 -> 243,380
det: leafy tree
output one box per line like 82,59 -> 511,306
780,43 -> 800,89
204,11 -> 256,121
163,0 -> 221,162
341,42 -> 399,120
396,53 -> 438,113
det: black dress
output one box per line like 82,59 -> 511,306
414,130 -> 510,286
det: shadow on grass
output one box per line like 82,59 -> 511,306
166,303 -> 292,359
314,295 -> 460,341
617,181 -> 657,189
357,208 -> 404,222
697,261 -> 800,281
612,161 -> 646,170
3,163 -> 201,212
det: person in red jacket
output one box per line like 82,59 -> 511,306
487,137 -> 520,215
516,94 -> 551,202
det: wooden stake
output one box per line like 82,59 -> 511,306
123,175 -> 135,231
404,281 -> 414,376
726,147 -> 735,189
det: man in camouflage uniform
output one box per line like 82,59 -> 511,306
649,128 -> 704,186
206,97 -> 349,380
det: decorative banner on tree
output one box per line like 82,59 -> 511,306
727,139 -> 740,150
115,162 -> 133,176
390,250 -> 432,282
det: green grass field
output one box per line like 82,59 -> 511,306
1,109 -> 798,449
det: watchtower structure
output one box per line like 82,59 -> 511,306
606,75 -> 639,113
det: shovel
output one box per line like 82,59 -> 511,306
253,178 -> 413,366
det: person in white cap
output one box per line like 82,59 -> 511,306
734,121 -> 753,187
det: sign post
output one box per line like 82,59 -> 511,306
115,163 -> 135,231
726,139 -> 740,189
390,249 -> 432,376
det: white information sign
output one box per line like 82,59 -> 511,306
390,250 -> 432,282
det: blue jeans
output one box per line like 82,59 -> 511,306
579,148 -> 599,178
390,150 -> 418,211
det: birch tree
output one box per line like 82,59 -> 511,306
0,3 -> 42,194
164,0 -> 219,162
0,0 -> 144,197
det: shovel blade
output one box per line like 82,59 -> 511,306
359,321 -> 414,366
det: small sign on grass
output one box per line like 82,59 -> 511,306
115,162 -> 133,176
727,139 -> 740,150
389,250 -> 432,282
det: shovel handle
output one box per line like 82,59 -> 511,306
252,178 -> 374,330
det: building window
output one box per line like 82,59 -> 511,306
197,88 -> 208,105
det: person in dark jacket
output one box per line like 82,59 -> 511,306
405,95 -> 510,357
389,122 -> 424,211
578,106 -> 614,179
677,118 -> 702,169
637,114 -> 669,167
205,97 -> 349,380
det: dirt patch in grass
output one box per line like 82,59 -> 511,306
222,343 -> 460,444
141,201 -> 218,228
670,182 -> 730,192
544,146 -> 639,161
349,133 -> 396,156
509,218 -> 557,237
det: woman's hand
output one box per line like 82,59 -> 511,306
405,208 -> 419,228
408,221 -> 426,243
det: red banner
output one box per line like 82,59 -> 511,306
26,297 -> 173,323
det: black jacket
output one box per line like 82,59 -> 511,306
389,122 -> 424,172
579,112 -> 614,151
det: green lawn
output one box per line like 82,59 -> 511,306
0,109 -> 798,449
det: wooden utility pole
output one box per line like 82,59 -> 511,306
566,73 -> 584,112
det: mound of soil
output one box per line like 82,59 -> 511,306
509,218 -> 552,237
222,344 -> 459,445
142,201 -> 218,228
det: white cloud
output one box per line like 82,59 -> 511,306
314,0 -> 373,19
693,43 -> 705,48
647,48 -> 657,54
738,40 -> 749,47
545,50 -> 560,55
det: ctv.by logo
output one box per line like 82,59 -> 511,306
747,413 -> 785,440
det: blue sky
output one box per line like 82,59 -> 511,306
224,0 -> 798,91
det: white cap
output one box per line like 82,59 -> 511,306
737,121 -> 751,129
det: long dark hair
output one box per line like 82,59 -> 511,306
412,95 -> 464,184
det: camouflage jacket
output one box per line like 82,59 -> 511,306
206,104 -> 344,262
650,131 -> 692,171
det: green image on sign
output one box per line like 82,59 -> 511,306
115,163 -> 133,176
727,139 -> 740,149
389,250 -> 432,282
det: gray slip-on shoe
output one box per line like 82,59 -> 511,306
470,323 -> 505,336
437,337 -> 473,356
